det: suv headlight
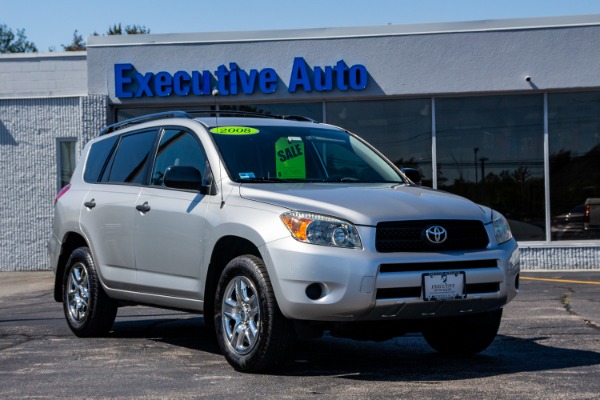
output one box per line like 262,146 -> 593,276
281,211 -> 362,249
492,210 -> 513,244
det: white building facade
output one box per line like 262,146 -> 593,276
2,15 -> 600,271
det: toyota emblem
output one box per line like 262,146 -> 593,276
424,225 -> 448,244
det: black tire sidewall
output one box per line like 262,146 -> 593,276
214,255 -> 291,372
422,308 -> 503,355
62,246 -> 116,337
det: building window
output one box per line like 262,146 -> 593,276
436,95 -> 545,241
116,106 -> 213,121
326,99 -> 433,185
221,103 -> 323,121
549,92 -> 600,241
116,103 -> 323,122
57,138 -> 77,190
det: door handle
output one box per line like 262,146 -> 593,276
84,199 -> 96,209
136,202 -> 151,213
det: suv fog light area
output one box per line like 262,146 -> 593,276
515,274 -> 520,290
281,211 -> 362,249
306,283 -> 325,300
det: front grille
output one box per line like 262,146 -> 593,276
375,220 -> 489,252
379,259 -> 498,273
375,282 -> 500,300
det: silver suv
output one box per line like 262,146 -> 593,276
49,111 -> 520,372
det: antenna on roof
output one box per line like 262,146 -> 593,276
212,87 -> 220,124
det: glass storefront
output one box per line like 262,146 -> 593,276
326,99 -> 433,186
114,90 -> 600,243
117,106 -> 213,121
436,95 -> 545,241
549,92 -> 600,240
117,103 -> 323,122
220,103 -> 323,121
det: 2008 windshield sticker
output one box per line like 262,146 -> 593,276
210,126 -> 259,135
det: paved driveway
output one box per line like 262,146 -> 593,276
0,271 -> 599,399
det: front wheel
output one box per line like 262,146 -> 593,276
62,247 -> 117,337
422,309 -> 503,355
214,255 -> 294,372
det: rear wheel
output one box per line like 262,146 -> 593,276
62,247 -> 117,337
214,255 -> 294,372
422,309 -> 502,355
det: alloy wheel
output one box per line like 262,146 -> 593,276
221,276 -> 261,355
66,262 -> 90,323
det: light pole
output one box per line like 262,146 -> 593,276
474,147 -> 479,184
480,157 -> 489,184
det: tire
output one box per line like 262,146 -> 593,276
62,247 -> 117,337
422,308 -> 502,355
214,255 -> 294,372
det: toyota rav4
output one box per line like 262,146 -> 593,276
49,111 -> 520,372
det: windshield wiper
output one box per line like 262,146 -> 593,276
321,177 -> 361,182
321,177 -> 403,183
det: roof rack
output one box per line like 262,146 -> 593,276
278,115 -> 317,123
187,110 -> 317,123
187,110 -> 277,119
99,111 -> 192,136
98,110 -> 318,136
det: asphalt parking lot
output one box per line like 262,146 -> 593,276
1,271 -> 599,399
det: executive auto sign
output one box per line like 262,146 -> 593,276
114,57 -> 368,98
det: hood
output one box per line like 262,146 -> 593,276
239,183 -> 489,226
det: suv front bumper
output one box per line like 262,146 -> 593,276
261,232 -> 519,322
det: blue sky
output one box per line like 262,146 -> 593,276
3,0 -> 600,52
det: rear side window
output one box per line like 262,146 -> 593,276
104,129 -> 158,184
83,136 -> 118,183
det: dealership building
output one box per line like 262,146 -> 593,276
2,14 -> 600,271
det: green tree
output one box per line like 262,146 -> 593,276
0,24 -> 37,53
107,23 -> 150,35
62,24 -> 151,52
62,30 -> 86,51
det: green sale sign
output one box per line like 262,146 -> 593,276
275,137 -> 306,179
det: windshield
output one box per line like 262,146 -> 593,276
209,124 -> 405,183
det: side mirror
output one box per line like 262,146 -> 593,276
401,168 -> 422,186
164,166 -> 209,193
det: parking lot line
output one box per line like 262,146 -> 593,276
521,276 -> 600,285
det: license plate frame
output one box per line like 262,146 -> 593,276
422,271 -> 467,301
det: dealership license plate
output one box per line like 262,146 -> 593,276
422,272 -> 466,301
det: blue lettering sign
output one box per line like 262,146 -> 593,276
334,60 -> 349,91
349,64 -> 368,90
114,58 -> 368,98
259,68 -> 277,94
239,68 -> 258,94
314,66 -> 333,92
173,71 -> 191,96
288,57 -> 368,93
115,63 -> 134,98
215,64 -> 230,95
155,71 -> 173,97
191,71 -> 211,96
288,57 -> 312,93
135,72 -> 154,97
